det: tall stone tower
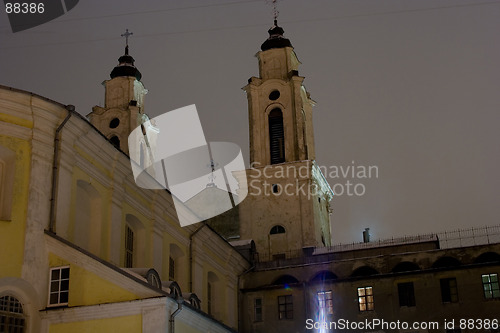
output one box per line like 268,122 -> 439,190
238,20 -> 333,260
88,41 -> 148,154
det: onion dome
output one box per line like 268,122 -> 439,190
261,20 -> 293,51
110,45 -> 142,81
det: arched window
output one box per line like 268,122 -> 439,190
168,243 -> 185,282
272,275 -> 299,286
0,146 -> 15,221
109,135 -> 120,149
124,214 -> 146,268
432,256 -> 461,269
310,271 -> 338,283
351,266 -> 380,277
268,108 -> 285,164
474,252 -> 500,264
391,262 -> 420,273
74,180 -> 102,255
0,295 -> 26,332
124,224 -> 134,268
270,225 -> 285,235
207,271 -> 220,317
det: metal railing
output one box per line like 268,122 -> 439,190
255,224 -> 500,263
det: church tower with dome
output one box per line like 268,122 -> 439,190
236,19 -> 334,259
88,31 -> 148,154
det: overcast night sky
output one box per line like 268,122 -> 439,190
1,0 -> 499,244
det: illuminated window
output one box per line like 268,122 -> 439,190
125,224 -> 134,268
169,256 -> 175,281
398,282 -> 415,307
254,298 -> 263,322
48,266 -> 70,306
269,108 -> 285,164
357,286 -> 374,311
317,291 -> 333,314
0,295 -> 25,332
278,295 -> 293,320
440,278 -> 458,303
482,273 -> 500,299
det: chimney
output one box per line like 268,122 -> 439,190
363,228 -> 370,243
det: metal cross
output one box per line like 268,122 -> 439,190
121,29 -> 133,46
266,0 -> 281,24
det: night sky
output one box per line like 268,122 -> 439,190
1,0 -> 499,244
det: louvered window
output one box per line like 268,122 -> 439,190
269,108 -> 285,164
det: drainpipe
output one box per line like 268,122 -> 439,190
237,265 -> 254,332
303,281 -> 309,321
169,299 -> 183,333
189,222 -> 206,292
49,106 -> 73,233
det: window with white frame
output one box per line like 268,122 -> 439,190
482,273 -> 500,299
0,295 -> 25,332
317,291 -> 333,315
48,266 -> 70,306
357,286 -> 374,311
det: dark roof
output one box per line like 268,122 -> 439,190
261,20 -> 293,51
110,45 -> 142,81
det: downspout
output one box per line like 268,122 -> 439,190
303,281 -> 309,321
48,105 -> 74,233
237,265 -> 254,332
189,222 -> 206,292
169,299 -> 183,333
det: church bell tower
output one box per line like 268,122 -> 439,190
237,20 -> 334,259
88,30 -> 148,154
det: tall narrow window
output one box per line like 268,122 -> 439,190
357,287 -> 374,311
207,282 -> 212,316
317,291 -> 333,314
125,225 -> 134,268
0,295 -> 25,332
278,295 -> 293,320
440,278 -> 458,303
398,282 -> 415,307
269,108 -> 285,164
169,256 -> 175,281
482,273 -> 500,299
0,146 -> 15,221
254,298 -> 263,322
48,266 -> 70,307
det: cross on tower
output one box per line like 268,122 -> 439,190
121,29 -> 133,46
267,0 -> 281,25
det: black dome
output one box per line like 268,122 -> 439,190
110,46 -> 142,81
261,20 -> 293,51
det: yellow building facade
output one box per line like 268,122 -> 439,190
0,79 -> 249,332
